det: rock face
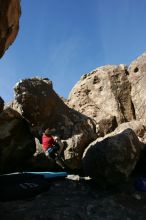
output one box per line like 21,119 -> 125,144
0,107 -> 36,173
0,0 -> 21,58
68,65 -> 136,136
2,52 -> 146,174
82,128 -> 141,186
97,115 -> 118,137
0,96 -> 4,113
128,52 -> 146,127
11,78 -> 97,169
97,120 -> 145,143
113,120 -> 146,142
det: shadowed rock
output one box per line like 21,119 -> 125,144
0,107 -> 36,173
83,128 -> 141,186
0,96 -> 4,113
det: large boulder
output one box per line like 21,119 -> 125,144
82,128 -> 141,186
68,65 -> 135,136
128,52 -> 146,127
11,78 -> 97,169
0,96 -> 4,113
0,0 -> 21,58
0,107 -> 36,173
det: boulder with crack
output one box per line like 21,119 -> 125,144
67,65 -> 136,136
128,52 -> 146,127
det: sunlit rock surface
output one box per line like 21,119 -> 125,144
128,52 -> 146,127
0,0 -> 21,58
68,65 -> 135,136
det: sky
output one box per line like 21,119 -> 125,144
0,0 -> 146,103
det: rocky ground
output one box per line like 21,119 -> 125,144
1,174 -> 146,220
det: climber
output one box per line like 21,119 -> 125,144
42,128 -> 65,168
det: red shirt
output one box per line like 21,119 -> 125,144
42,134 -> 55,151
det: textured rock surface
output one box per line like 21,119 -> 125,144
0,107 -> 36,173
128,52 -> 146,126
11,78 -> 96,169
97,120 -> 146,142
0,0 -> 21,58
114,121 -> 145,137
83,128 -> 141,186
68,65 -> 135,136
0,96 -> 4,113
97,115 -> 118,137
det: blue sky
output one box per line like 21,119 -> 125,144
0,0 -> 146,102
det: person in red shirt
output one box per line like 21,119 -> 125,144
42,128 -> 65,169
42,128 -> 60,159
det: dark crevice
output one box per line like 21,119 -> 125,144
134,67 -> 139,73
109,71 -> 133,123
131,100 -> 136,120
125,69 -> 129,76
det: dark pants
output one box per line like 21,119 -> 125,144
47,144 -> 60,159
